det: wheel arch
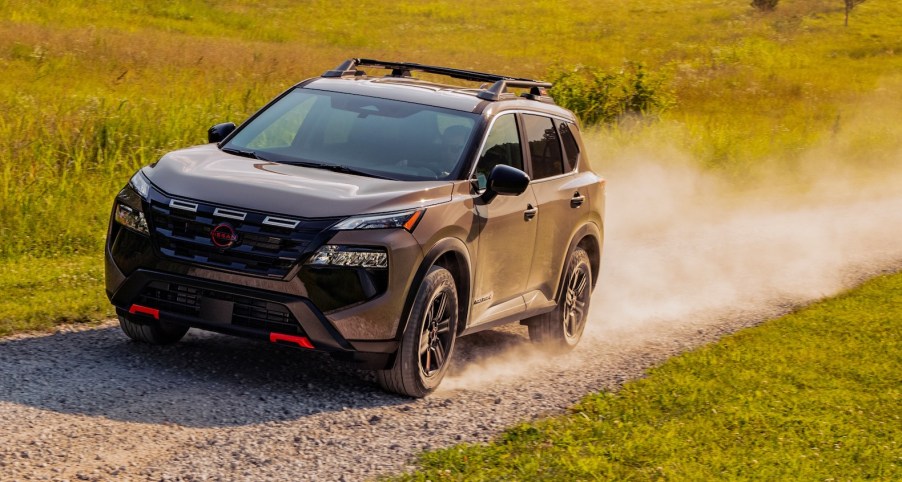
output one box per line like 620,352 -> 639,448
395,237 -> 473,341
558,222 -> 603,301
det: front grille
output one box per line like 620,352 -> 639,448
147,191 -> 339,278
137,281 -> 302,335
140,282 -> 200,315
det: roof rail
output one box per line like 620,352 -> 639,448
476,79 -> 553,101
321,58 -> 554,102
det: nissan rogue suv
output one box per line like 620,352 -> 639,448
105,58 -> 605,397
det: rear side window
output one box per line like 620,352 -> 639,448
522,114 -> 564,179
557,121 -> 580,172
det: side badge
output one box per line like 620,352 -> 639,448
473,292 -> 493,305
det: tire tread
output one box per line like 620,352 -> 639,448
376,266 -> 457,397
118,315 -> 188,345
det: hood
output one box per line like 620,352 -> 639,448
142,144 -> 454,218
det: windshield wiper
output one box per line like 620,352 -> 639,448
221,147 -> 273,162
222,148 -> 393,179
318,164 -> 395,179
284,160 -> 395,180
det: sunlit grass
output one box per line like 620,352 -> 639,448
0,255 -> 111,336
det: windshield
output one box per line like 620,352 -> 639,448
224,88 -> 480,181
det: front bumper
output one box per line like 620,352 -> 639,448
112,269 -> 351,348
107,260 -> 400,368
105,190 -> 425,369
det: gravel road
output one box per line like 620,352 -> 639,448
3,163 -> 901,481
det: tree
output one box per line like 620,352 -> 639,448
844,0 -> 867,26
751,0 -> 779,12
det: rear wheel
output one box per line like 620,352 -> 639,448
377,266 -> 458,398
118,314 -> 188,345
526,247 -> 592,352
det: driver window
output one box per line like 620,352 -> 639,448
473,114 -> 522,190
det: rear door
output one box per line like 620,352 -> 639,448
521,114 -> 593,302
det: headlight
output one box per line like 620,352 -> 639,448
129,170 -> 151,199
332,209 -> 424,232
306,245 -> 388,268
113,171 -> 150,235
114,203 -> 149,235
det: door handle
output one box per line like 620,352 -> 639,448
570,192 -> 586,208
524,204 -> 538,221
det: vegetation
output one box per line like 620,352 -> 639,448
549,64 -> 674,125
845,0 -> 869,26
751,0 -> 780,12
1,0 -> 901,332
394,271 -> 902,480
0,255 -> 106,336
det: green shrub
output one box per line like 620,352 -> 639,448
549,64 -> 674,126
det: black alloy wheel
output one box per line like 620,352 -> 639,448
419,288 -> 454,379
377,265 -> 458,397
562,257 -> 590,339
526,247 -> 592,351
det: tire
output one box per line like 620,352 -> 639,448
526,247 -> 592,352
118,314 -> 188,345
377,266 -> 458,398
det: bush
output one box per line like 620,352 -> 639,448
548,64 -> 674,126
751,0 -> 779,12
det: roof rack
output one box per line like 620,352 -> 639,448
321,58 -> 554,103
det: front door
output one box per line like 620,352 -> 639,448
470,113 -> 538,323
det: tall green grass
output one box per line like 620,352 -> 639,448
0,255 -> 108,336
1,0 -> 901,331
0,82 -> 266,258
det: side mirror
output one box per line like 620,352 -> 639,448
481,164 -> 530,203
208,122 -> 236,144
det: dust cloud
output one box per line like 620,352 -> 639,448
441,125 -> 902,392
591,148 -> 902,335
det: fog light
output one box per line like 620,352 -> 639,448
307,245 -> 388,268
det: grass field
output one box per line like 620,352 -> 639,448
393,270 -> 902,480
1,1 -> 901,327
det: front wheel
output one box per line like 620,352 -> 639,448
525,247 -> 592,352
376,266 -> 458,398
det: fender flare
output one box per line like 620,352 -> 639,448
555,222 -> 603,302
393,237 -> 473,340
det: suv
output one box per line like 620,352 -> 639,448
105,59 -> 605,397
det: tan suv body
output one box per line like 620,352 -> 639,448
105,59 -> 605,396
